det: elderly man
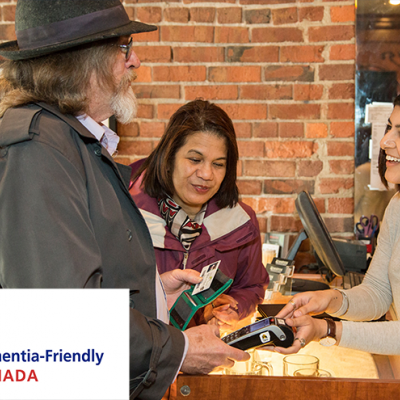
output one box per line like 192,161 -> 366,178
0,1 -> 249,398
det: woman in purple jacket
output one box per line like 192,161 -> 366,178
130,100 -> 269,331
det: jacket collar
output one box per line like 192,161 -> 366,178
36,102 -> 131,188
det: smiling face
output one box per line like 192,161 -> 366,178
380,105 -> 400,185
171,131 -> 228,219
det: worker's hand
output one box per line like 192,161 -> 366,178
276,289 -> 342,320
272,317 -> 342,354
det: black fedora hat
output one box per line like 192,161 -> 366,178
0,0 -> 157,60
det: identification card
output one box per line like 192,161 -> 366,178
192,260 -> 221,295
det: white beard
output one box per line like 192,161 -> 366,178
110,72 -> 138,125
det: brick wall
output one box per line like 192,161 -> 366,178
119,0 -> 356,244
0,1 -> 356,247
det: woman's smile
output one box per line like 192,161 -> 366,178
172,131 -> 227,219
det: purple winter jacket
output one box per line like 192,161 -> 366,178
130,160 -> 269,321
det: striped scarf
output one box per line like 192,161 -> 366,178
158,195 -> 206,251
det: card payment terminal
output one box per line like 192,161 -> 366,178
222,317 -> 294,351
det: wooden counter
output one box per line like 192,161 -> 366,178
175,375 -> 400,399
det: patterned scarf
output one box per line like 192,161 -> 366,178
158,195 -> 206,251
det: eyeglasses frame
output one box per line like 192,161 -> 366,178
119,37 -> 133,61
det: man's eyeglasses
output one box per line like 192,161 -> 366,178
119,38 -> 133,61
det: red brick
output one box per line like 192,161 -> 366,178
215,27 -> 249,43
134,85 -> 180,99
329,160 -> 354,175
330,44 -> 355,61
244,8 -> 271,24
234,122 -> 252,138
319,178 -> 353,194
270,216 -> 302,233
134,46 -> 171,63
329,83 -> 355,100
190,7 -> 216,22
117,140 -> 153,156
265,141 -> 315,158
264,65 -> 314,82
164,7 -> 189,22
184,0 -> 235,3
2,5 -> 15,21
237,159 -> 243,177
174,47 -> 224,63
263,179 -> 315,194
325,217 -> 354,233
237,180 -> 263,195
238,140 -> 264,157
240,0 -> 295,4
319,64 -> 355,81
161,26 -> 214,42
185,85 -> 238,100
226,46 -> 279,62
114,156 -> 134,166
313,198 -> 326,214
306,123 -> 328,138
136,6 -> 162,23
125,0 -> 179,2
137,104 -> 154,119
299,6 -> 323,22
330,5 -> 355,23
125,7 -> 134,19
279,122 -> 303,138
209,66 -> 261,82
309,26 -> 354,42
298,160 -> 323,177
253,122 -> 278,138
294,84 -> 323,101
272,7 -> 298,25
330,121 -> 354,138
281,45 -> 324,63
153,66 -> 206,82
220,104 -> 267,120
240,84 -> 292,100
135,66 -> 152,83
140,122 -> 166,138
252,27 -> 303,43
258,217 -> 267,234
242,197 -> 295,214
131,30 -> 159,42
327,103 -> 354,120
118,122 -> 139,137
157,104 -> 184,119
327,141 -> 354,157
244,160 -> 296,177
218,7 -> 242,24
270,104 -> 320,120
0,24 -> 15,40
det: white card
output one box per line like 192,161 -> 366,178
192,260 -> 221,295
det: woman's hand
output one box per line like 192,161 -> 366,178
273,316 -> 342,354
273,316 -> 329,354
204,294 -> 240,332
276,289 -> 342,320
160,269 -> 202,309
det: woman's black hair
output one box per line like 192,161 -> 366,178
378,94 -> 400,189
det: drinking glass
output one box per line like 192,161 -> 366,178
294,368 -> 332,378
283,354 -> 319,376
